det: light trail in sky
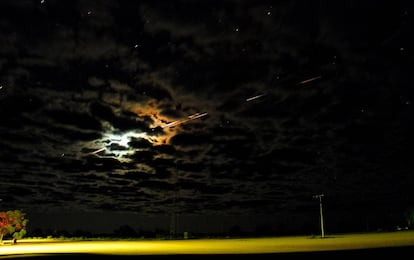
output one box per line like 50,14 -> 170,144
299,76 -> 322,84
162,112 -> 208,128
246,94 -> 266,102
90,147 -> 106,154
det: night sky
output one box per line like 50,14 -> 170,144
1,0 -> 414,235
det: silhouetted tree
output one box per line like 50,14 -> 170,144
228,225 -> 241,236
255,223 -> 273,236
113,224 -> 137,238
28,228 -> 45,238
73,229 -> 92,238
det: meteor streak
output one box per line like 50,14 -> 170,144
90,147 -> 106,154
162,112 -> 208,128
246,94 -> 265,102
299,76 -> 322,84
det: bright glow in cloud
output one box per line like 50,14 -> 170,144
129,101 -> 208,145
89,131 -> 153,162
107,133 -> 131,147
129,101 -> 180,145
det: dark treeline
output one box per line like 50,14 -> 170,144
26,220 -> 408,240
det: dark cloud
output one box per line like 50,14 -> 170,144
0,0 -> 413,234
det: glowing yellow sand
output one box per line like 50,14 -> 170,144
1,231 -> 413,256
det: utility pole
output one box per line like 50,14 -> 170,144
313,194 -> 325,238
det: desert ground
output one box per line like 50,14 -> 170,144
1,230 -> 414,258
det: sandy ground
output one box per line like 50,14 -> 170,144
0,230 -> 413,257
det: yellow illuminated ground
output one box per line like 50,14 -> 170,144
0,231 -> 413,256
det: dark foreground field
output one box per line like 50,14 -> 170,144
1,231 -> 414,259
